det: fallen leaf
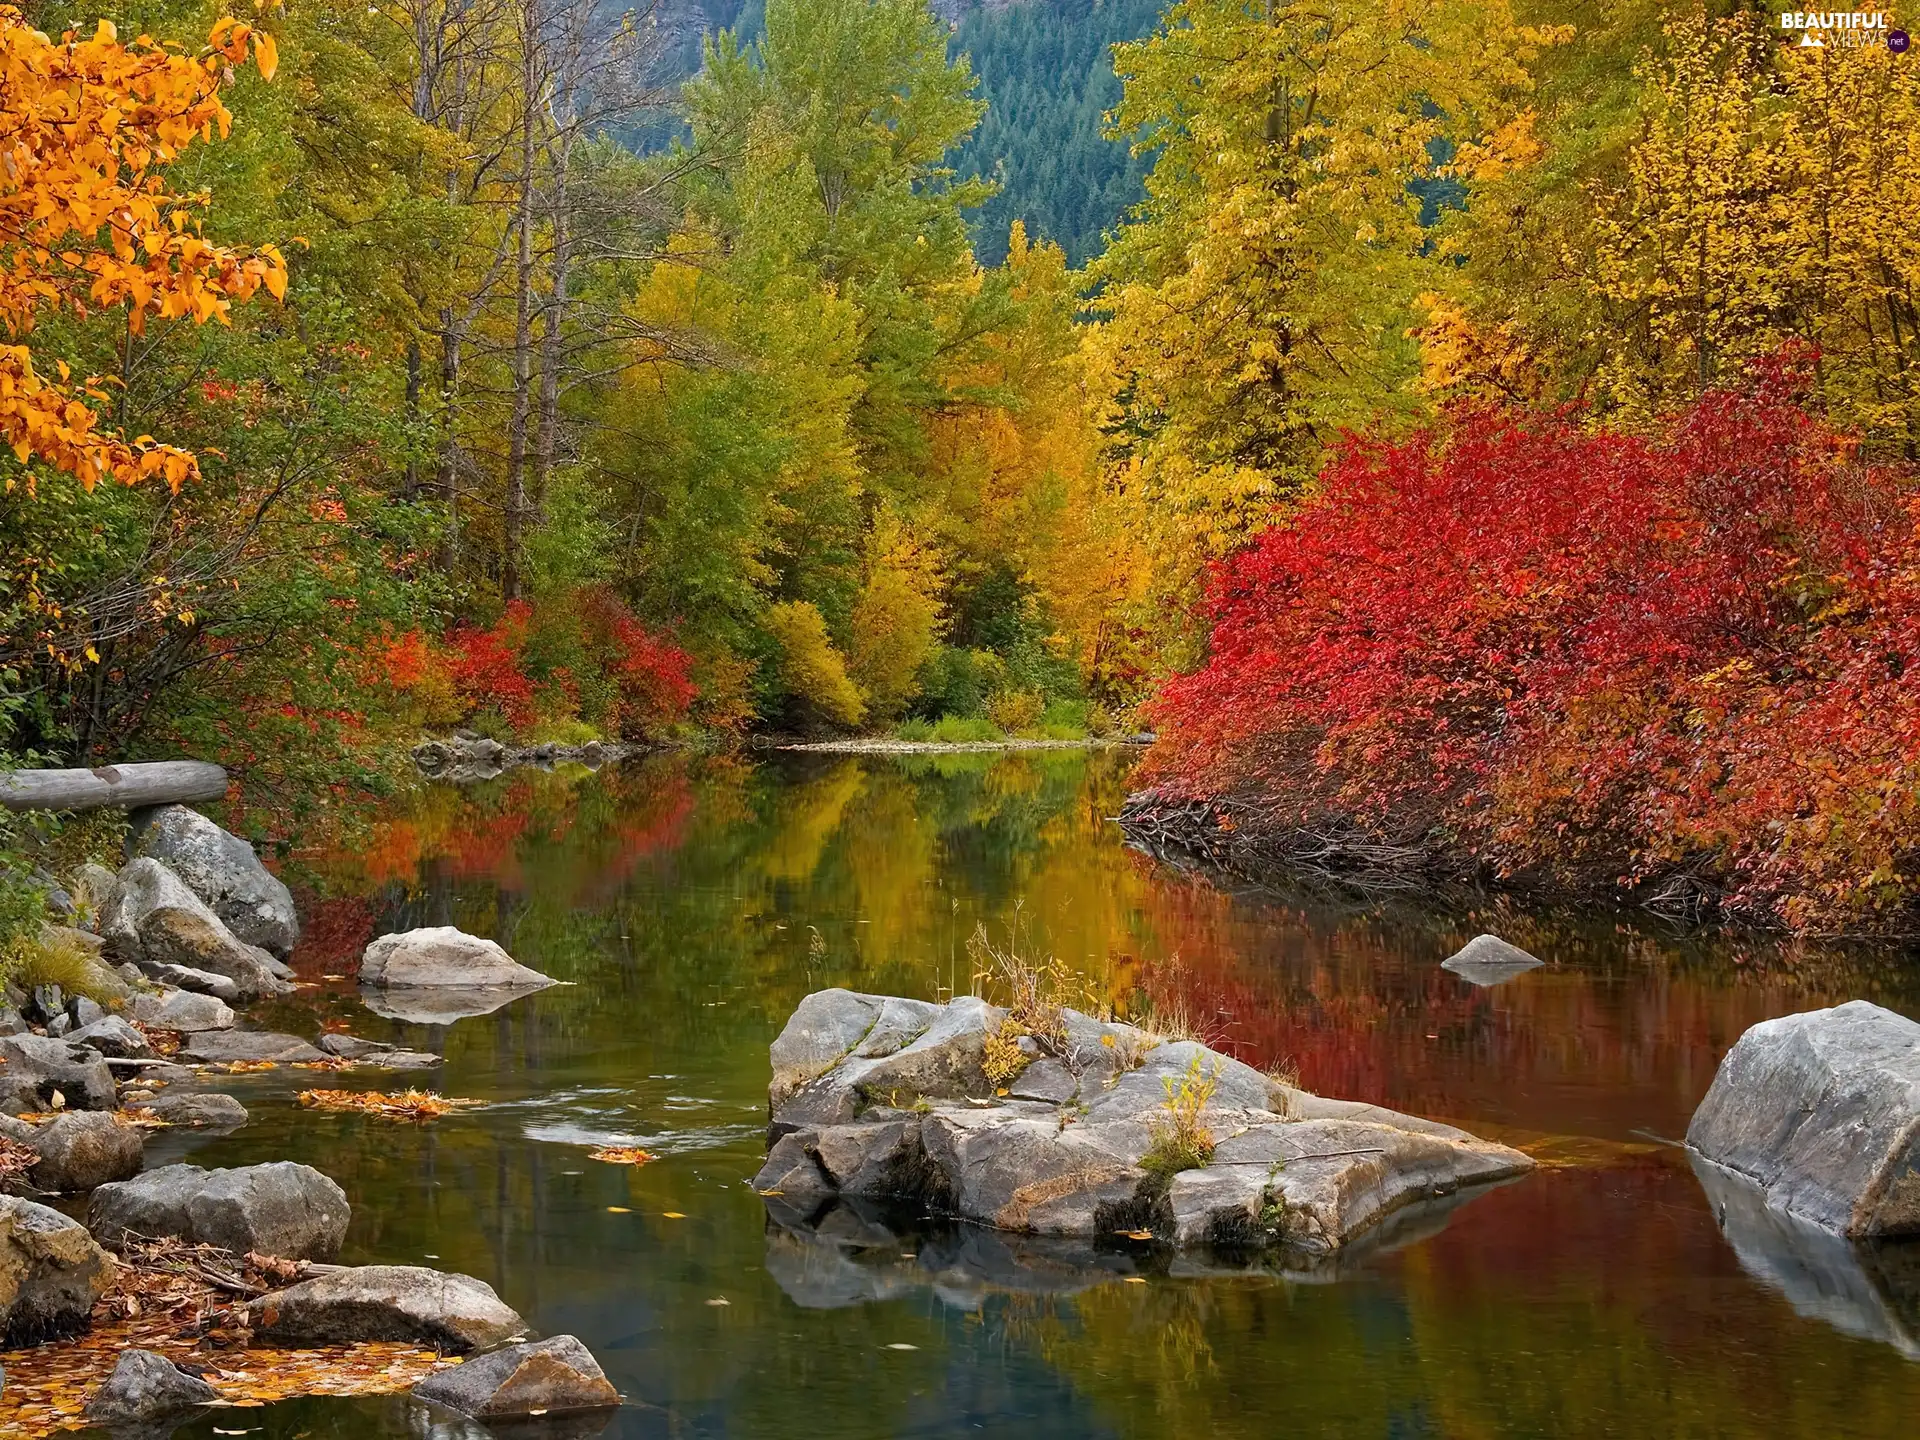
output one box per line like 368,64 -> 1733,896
661,1212 -> 686,1219
705,1297 -> 730,1306
606,1206 -> 631,1213
588,1146 -> 654,1165
296,1089 -> 479,1121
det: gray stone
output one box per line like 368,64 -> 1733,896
89,1161 -> 349,1260
71,862 -> 119,923
0,1007 -> 24,1038
83,1347 -> 218,1422
129,805 -> 300,957
67,1014 -> 153,1059
178,1030 -> 324,1064
26,984 -> 64,1025
105,859 -> 290,999
1441,933 -> 1545,986
67,996 -> 105,1028
44,1013 -> 72,1038
129,988 -> 235,1033
0,1195 -> 112,1343
1687,1000 -> 1920,1238
128,1091 -> 249,1129
0,1033 -> 118,1113
0,1111 -> 144,1192
359,927 -> 555,992
145,964 -> 242,1003
246,1265 -> 525,1351
752,989 -> 1535,1257
411,1334 -> 618,1418
318,1032 -> 391,1058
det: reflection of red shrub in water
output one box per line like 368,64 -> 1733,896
287,894 -> 377,975
1150,350 -> 1920,927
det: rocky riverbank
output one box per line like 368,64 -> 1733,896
0,800 -> 612,1432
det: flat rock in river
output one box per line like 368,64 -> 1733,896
359,926 -> 556,992
178,1030 -> 324,1064
130,804 -> 300,957
755,990 -> 1533,1257
128,1091 -> 249,1129
1687,1000 -> 1920,1237
246,1265 -> 526,1352
129,987 -> 235,1033
0,1195 -> 112,1344
411,1334 -> 619,1418
89,1161 -> 349,1260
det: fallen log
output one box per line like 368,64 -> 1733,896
0,761 -> 228,813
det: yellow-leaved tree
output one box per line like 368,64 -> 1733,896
0,8 -> 285,493
1086,0 -> 1559,610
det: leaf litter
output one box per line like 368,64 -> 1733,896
296,1089 -> 481,1121
0,1238 -> 461,1433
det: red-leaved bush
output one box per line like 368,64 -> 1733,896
1146,355 -> 1920,929
383,588 -> 694,741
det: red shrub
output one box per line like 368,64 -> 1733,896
1149,355 -> 1920,927
445,602 -> 537,729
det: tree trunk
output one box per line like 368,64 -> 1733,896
503,0 -> 540,603
0,762 -> 229,814
536,135 -> 571,509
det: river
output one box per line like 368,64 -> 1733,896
93,748 -> 1920,1438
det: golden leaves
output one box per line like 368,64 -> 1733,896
0,7 -> 286,492
296,1089 -> 481,1120
588,1145 -> 656,1165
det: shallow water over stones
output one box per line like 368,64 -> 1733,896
39,749 -> 1920,1438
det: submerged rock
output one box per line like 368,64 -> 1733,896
83,1347 -> 219,1423
360,927 -> 557,993
756,990 -> 1533,1257
0,1033 -> 118,1114
1441,934 -> 1544,986
246,1265 -> 526,1352
177,1029 -> 324,1064
89,1161 -> 349,1260
130,804 -> 300,957
411,1334 -> 618,1418
316,1033 -> 442,1069
1687,1001 -> 1920,1238
0,1195 -> 112,1344
104,859 -> 290,999
128,1091 -> 249,1129
0,1112 -> 144,1193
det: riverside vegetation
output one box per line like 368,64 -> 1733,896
4,0 -> 1920,990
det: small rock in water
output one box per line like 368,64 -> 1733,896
359,926 -> 557,994
410,1334 -> 618,1418
83,1347 -> 218,1423
0,1111 -> 143,1192
130,1091 -> 249,1129
1440,934 -> 1544,986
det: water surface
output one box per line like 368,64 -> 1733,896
95,751 -> 1920,1437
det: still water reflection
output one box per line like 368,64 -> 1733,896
92,750 -> 1920,1437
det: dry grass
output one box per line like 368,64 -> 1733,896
2,926 -> 119,1005
1142,1054 -> 1220,1177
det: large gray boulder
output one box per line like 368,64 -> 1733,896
102,859 -> 290,1000
83,1347 -> 219,1422
412,1334 -> 618,1418
1687,1001 -> 1920,1237
755,990 -> 1533,1256
246,1265 -> 525,1352
67,1014 -> 153,1059
0,1195 -> 112,1343
0,1112 -> 143,1192
89,1161 -> 349,1260
130,805 -> 300,957
177,1030 -> 324,1065
0,1033 -> 118,1114
129,988 -> 235,1033
360,927 -> 556,992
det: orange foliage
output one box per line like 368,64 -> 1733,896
0,8 -> 285,493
